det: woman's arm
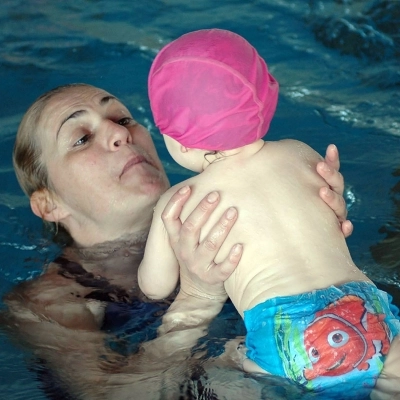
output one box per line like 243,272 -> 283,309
1,263 -> 230,399
1,190 -> 243,398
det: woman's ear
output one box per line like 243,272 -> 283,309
30,189 -> 68,222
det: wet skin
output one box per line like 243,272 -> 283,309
35,86 -> 170,246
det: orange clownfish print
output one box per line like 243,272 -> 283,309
303,295 -> 390,381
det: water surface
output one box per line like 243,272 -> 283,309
1,0 -> 399,398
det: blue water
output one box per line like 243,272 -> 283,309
1,0 -> 400,398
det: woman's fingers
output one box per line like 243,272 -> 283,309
319,186 -> 347,222
178,191 -> 221,252
198,206 -> 237,254
341,220 -> 354,239
196,207 -> 242,284
320,144 -> 345,196
210,242 -> 243,283
317,160 -> 345,197
162,187 -> 242,295
318,144 -> 353,238
161,185 -> 193,242
319,184 -> 353,238
162,187 -> 238,261
162,187 -> 221,250
324,144 -> 340,170
179,241 -> 243,300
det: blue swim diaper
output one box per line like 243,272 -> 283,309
244,282 -> 400,399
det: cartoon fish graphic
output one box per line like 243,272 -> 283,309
303,295 -> 390,381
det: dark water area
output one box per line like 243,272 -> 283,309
0,0 -> 400,399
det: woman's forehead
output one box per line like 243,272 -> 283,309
39,86 -> 126,132
35,87 -> 103,149
46,86 -> 114,111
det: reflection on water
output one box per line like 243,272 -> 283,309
1,0 -> 400,399
306,0 -> 400,136
371,167 -> 400,292
309,1 -> 399,61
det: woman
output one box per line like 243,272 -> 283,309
2,83 -> 352,399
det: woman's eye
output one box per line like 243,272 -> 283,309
118,117 -> 133,126
74,134 -> 91,147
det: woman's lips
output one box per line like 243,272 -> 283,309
120,155 -> 154,178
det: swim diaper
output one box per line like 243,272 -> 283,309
244,282 -> 400,399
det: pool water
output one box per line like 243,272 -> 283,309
0,0 -> 399,398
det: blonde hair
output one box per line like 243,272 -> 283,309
13,83 -> 92,197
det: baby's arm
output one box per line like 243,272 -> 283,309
138,192 -> 180,300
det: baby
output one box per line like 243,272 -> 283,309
138,29 -> 400,398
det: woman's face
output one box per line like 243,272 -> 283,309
37,86 -> 170,245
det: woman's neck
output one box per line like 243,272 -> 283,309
62,232 -> 148,290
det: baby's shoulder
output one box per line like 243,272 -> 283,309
155,178 -> 198,215
265,139 -> 323,164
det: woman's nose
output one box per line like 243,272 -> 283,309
105,121 -> 130,150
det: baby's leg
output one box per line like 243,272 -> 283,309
216,337 -> 247,369
371,335 -> 400,400
242,358 -> 270,374
217,337 -> 272,376
213,337 -> 271,374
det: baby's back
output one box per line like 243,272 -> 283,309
177,139 -> 369,315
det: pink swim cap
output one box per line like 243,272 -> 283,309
148,29 -> 279,151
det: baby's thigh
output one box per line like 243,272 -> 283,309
215,337 -> 270,374
371,335 -> 400,400
217,337 -> 247,369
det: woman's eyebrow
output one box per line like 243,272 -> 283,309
100,95 -> 116,105
56,95 -> 117,139
57,110 -> 86,139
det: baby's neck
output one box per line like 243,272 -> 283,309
201,139 -> 265,170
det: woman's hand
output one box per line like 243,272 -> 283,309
161,186 -> 242,301
317,144 -> 353,238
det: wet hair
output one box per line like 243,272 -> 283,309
13,83 -> 93,197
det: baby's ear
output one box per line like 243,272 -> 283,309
30,189 -> 68,222
180,145 -> 189,153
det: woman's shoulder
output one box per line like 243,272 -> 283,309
3,262 -> 105,330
